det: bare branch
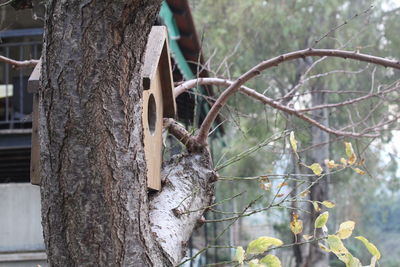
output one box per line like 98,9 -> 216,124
299,83 -> 400,112
192,48 -> 400,144
175,77 -> 384,140
0,55 -> 39,68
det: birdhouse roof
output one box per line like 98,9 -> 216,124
142,26 -> 176,118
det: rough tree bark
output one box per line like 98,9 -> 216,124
39,1 -> 215,266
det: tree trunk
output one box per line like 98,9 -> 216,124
39,1 -> 215,266
303,85 -> 330,267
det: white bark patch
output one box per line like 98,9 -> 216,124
149,152 -> 215,265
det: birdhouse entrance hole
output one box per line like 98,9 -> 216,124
147,93 -> 157,135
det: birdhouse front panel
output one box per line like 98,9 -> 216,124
142,67 -> 164,191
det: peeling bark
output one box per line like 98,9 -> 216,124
150,151 -> 216,265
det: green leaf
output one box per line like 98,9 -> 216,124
337,253 -> 362,267
322,200 -> 336,208
314,211 -> 329,229
327,235 -> 349,254
235,246 -> 245,265
355,236 -> 381,260
260,254 -> 282,267
336,221 -> 355,239
307,163 -> 323,176
249,259 -> 265,267
246,237 -> 283,255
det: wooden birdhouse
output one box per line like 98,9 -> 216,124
142,26 -> 176,190
27,26 -> 176,190
27,59 -> 41,186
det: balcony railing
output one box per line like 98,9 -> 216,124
0,40 -> 42,130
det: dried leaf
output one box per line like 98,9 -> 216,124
345,142 -> 357,165
277,182 -> 288,189
352,168 -> 366,175
290,131 -> 298,157
260,182 -> 272,191
300,190 -> 310,197
312,201 -> 321,212
325,159 -> 339,169
290,214 -> 303,235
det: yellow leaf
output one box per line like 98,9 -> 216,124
235,246 -> 245,265
312,201 -> 321,212
340,157 -> 347,166
355,236 -> 381,260
290,131 -> 298,157
246,237 -> 283,255
260,254 -> 282,267
345,142 -> 357,165
336,221 -> 355,239
327,235 -> 349,254
314,211 -> 329,229
303,234 -> 313,241
352,168 -> 366,175
322,200 -> 336,208
290,214 -> 303,235
307,163 -> 323,176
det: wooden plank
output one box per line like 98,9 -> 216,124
142,68 -> 163,191
142,26 -> 167,90
30,93 -> 41,185
0,251 -> 47,262
27,58 -> 41,93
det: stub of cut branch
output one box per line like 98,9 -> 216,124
193,48 -> 400,144
0,55 -> 39,68
163,118 -> 204,152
